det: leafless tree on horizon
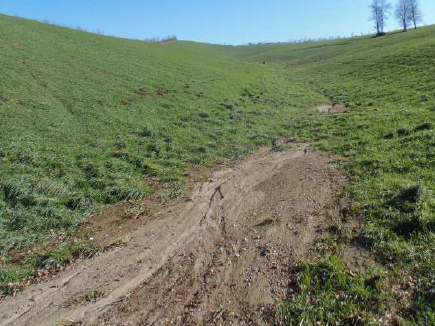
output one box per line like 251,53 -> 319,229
408,0 -> 423,29
395,0 -> 411,32
369,0 -> 392,35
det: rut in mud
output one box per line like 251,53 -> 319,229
0,146 -> 345,326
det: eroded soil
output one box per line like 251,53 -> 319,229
309,104 -> 348,114
0,146 -> 345,326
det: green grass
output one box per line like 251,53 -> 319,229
234,27 -> 435,324
0,14 -> 324,293
2,14 -> 435,324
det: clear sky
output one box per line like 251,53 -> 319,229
0,0 -> 434,44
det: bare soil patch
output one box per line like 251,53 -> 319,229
0,146 -> 345,326
309,104 -> 348,114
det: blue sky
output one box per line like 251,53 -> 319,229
0,0 -> 434,44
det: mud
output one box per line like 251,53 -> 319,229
0,146 -> 345,326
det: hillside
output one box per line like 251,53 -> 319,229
233,27 -> 435,324
0,14 -> 324,286
1,13 -> 435,324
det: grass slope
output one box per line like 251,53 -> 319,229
232,27 -> 435,324
0,15 -> 324,294
2,13 -> 435,324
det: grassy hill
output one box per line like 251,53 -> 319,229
0,14 -> 325,293
237,28 -> 435,324
2,13 -> 435,324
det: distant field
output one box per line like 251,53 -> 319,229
2,13 -> 435,324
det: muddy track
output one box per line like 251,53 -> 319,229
0,146 -> 345,326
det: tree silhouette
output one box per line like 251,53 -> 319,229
370,0 -> 392,36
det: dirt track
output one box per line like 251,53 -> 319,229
0,146 -> 345,326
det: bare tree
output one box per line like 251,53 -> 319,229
395,0 -> 411,32
408,0 -> 423,29
370,0 -> 392,36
